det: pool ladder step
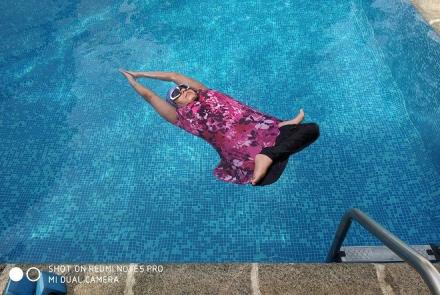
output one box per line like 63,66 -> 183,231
327,208 -> 440,294
338,244 -> 440,263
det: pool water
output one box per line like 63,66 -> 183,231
1,0 -> 439,262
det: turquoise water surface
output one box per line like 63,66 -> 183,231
0,0 -> 439,262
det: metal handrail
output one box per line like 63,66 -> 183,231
326,208 -> 440,295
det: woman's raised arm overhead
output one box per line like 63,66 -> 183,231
170,72 -> 208,91
124,70 -> 208,91
119,69 -> 178,124
125,71 -> 175,82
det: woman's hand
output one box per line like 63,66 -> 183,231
119,68 -> 136,84
119,69 -> 142,78
126,70 -> 143,78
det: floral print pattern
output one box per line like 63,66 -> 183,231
172,89 -> 282,184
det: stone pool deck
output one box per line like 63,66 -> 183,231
1,263 -> 439,294
412,0 -> 440,34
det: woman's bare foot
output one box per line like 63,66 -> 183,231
251,154 -> 273,185
278,108 -> 305,128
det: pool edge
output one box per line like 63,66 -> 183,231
1,263 -> 438,294
412,0 -> 440,34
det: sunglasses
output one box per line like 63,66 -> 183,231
170,84 -> 190,101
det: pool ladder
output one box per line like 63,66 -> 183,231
327,208 -> 440,295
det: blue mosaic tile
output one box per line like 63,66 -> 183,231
0,0 -> 439,263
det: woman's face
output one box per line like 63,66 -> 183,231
175,88 -> 198,107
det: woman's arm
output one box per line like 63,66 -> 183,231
171,72 -> 208,91
120,70 -> 178,124
134,71 -> 176,82
128,71 -> 208,91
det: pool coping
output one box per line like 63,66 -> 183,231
412,0 -> 440,34
1,263 -> 438,294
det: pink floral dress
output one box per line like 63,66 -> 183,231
172,89 -> 282,184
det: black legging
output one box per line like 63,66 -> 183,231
260,123 -> 320,161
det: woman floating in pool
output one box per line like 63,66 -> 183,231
119,69 -> 320,186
